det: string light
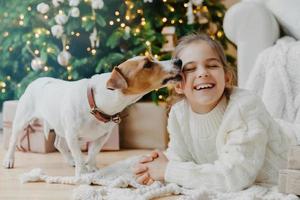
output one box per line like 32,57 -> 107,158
9,47 -> 13,52
68,75 -> 72,80
179,19 -> 183,23
47,48 -> 52,53
71,31 -> 75,35
115,11 -> 120,16
162,17 -> 167,23
137,9 -> 142,14
17,84 -> 21,88
43,42 -> 47,46
67,66 -> 72,71
3,32 -> 9,37
82,16 -> 87,21
116,18 -> 120,22
26,41 -> 31,45
217,31 -> 223,38
125,15 -> 130,21
44,66 -> 49,71
109,20 -> 114,25
87,47 -> 91,52
27,6 -> 32,11
66,45 -> 70,50
19,14 -> 24,20
6,76 -> 11,81
75,32 -> 80,37
120,23 -> 125,28
0,81 -> 6,88
135,28 -> 140,33
91,49 -> 96,55
202,6 -> 208,12
34,50 -> 39,55
44,15 -> 48,20
145,41 -> 151,46
158,95 -> 163,99
1,89 -> 5,93
171,20 -> 175,24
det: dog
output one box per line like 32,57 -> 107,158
3,56 -> 182,176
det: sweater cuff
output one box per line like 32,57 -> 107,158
165,160 -> 187,185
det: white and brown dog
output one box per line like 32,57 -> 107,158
2,56 -> 182,176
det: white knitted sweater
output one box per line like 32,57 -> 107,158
165,87 -> 298,192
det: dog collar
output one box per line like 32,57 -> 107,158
87,87 -> 121,124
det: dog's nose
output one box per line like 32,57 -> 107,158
173,58 -> 182,70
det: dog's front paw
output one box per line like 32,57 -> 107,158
2,155 -> 14,168
75,165 -> 89,177
86,164 -> 98,173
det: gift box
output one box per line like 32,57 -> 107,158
2,100 -> 56,153
278,169 -> 300,195
287,145 -> 300,170
119,102 -> 169,150
81,125 -> 120,152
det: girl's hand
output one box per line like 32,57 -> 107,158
131,151 -> 159,185
143,151 -> 168,182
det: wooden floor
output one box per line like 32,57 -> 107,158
0,147 -> 179,200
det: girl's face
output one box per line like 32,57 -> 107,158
176,41 -> 227,113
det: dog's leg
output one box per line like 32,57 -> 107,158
3,128 -> 20,168
54,135 -> 75,167
64,130 -> 87,176
86,133 -> 109,172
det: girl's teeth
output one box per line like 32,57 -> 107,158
195,84 -> 213,90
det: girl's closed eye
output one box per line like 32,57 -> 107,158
183,64 -> 197,73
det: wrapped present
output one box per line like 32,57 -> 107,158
119,102 -> 169,150
81,125 -> 120,152
287,145 -> 300,170
278,169 -> 300,195
2,100 -> 56,153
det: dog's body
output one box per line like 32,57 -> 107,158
3,56 -> 182,176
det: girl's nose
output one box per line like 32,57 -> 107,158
196,66 -> 209,78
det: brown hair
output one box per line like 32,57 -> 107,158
168,33 -> 236,105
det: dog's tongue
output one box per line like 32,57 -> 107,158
162,74 -> 182,85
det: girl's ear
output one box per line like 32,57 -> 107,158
225,71 -> 233,88
174,82 -> 184,94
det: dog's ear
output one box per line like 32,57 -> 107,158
106,68 -> 128,90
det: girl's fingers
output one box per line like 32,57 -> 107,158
146,178 -> 154,185
150,151 -> 159,159
139,156 -> 154,163
132,164 -> 148,174
136,172 -> 149,185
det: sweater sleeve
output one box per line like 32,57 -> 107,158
164,97 -> 269,192
164,106 -> 192,162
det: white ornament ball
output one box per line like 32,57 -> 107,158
55,13 -> 68,25
70,7 -> 80,17
31,58 -> 44,71
52,0 -> 64,7
51,25 -> 64,39
91,0 -> 104,10
69,0 -> 80,7
57,51 -> 71,66
37,3 -> 49,14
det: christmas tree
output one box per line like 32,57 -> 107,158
0,0 -> 235,110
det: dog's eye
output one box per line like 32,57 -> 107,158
143,61 -> 153,68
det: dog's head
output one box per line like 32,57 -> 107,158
106,56 -> 182,95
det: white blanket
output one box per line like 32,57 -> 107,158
245,36 -> 300,123
21,156 -> 299,200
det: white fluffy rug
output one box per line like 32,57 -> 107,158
20,156 -> 299,200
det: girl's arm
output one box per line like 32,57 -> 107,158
165,101 -> 269,192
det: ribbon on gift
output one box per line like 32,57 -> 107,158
3,120 -> 44,152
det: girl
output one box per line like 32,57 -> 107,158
132,33 -> 298,192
